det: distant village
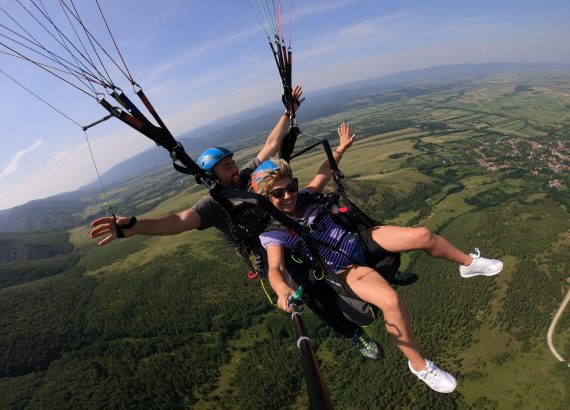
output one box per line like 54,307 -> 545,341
475,137 -> 569,190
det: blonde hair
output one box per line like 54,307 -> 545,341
251,157 -> 293,196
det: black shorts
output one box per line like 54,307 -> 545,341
359,228 -> 401,283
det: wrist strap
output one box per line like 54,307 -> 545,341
122,216 -> 138,229
115,216 -> 137,239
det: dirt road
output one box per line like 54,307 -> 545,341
547,287 -> 570,366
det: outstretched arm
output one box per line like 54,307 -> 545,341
305,122 -> 356,193
89,207 -> 201,247
266,244 -> 296,313
256,85 -> 303,163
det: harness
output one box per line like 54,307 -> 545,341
258,189 -> 403,326
265,192 -> 360,266
263,191 -> 401,293
218,193 -> 271,279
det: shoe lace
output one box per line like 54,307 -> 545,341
358,335 -> 374,351
418,363 -> 444,384
469,247 -> 481,259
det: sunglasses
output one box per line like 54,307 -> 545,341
269,178 -> 298,199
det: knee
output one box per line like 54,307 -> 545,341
413,227 -> 434,248
380,288 -> 404,314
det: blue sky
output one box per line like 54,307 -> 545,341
1,0 -> 569,211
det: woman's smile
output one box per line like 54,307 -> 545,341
268,177 -> 298,213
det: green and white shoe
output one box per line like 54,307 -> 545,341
349,328 -> 384,360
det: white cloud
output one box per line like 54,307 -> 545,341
0,127 -> 155,211
0,139 -> 44,179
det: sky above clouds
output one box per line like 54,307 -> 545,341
1,0 -> 570,210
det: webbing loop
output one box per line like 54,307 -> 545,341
291,254 -> 304,264
312,270 -> 325,281
296,336 -> 311,349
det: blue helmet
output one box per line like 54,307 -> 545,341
251,159 -> 280,193
197,147 -> 233,172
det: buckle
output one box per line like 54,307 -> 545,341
247,270 -> 259,280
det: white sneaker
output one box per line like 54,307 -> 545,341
408,359 -> 457,393
459,248 -> 503,278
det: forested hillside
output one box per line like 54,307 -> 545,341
0,230 -> 78,289
0,193 -> 87,233
1,69 -> 569,409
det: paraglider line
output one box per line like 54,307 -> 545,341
67,0 -> 116,87
0,66 -> 82,127
83,128 -> 114,215
95,0 -> 134,84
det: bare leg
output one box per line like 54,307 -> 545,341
368,226 -> 472,266
341,265 -> 427,370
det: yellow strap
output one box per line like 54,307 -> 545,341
260,278 -> 276,306
248,251 -> 255,265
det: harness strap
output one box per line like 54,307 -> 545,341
260,278 -> 276,306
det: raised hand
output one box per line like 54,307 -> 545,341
337,122 -> 356,153
292,85 -> 305,111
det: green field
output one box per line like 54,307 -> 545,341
1,70 -> 569,409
